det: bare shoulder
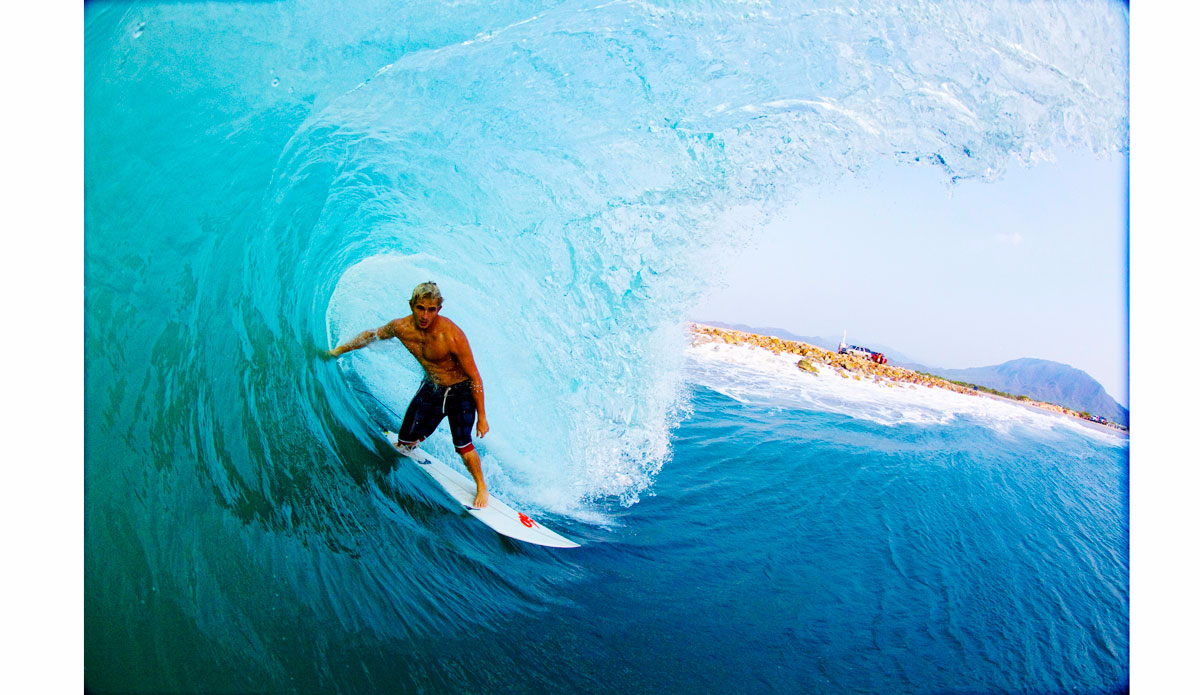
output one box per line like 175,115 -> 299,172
436,316 -> 469,343
382,317 -> 410,338
433,315 -> 460,334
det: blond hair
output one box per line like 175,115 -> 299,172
410,281 -> 443,307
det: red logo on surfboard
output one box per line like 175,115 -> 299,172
518,512 -> 539,528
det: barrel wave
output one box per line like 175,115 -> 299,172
84,1 -> 1129,693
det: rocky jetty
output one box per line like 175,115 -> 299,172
689,323 -> 1104,425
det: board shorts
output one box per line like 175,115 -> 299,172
396,378 -> 477,454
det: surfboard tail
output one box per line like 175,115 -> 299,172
384,432 -> 581,548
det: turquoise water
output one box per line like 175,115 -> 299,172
85,1 -> 1129,693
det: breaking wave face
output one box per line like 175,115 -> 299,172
84,0 -> 1127,678
92,0 -> 1124,509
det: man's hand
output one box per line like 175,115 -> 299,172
328,328 -> 383,359
310,344 -> 339,361
476,415 -> 490,439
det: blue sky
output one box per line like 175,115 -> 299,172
693,149 -> 1129,406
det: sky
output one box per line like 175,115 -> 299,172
692,148 -> 1129,406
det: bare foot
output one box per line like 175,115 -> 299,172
460,449 -> 488,508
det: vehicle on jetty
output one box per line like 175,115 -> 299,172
838,331 -> 887,364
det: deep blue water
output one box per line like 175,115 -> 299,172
85,1 -> 1129,693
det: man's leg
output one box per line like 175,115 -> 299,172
458,447 -> 488,508
446,381 -> 487,507
396,380 -> 440,453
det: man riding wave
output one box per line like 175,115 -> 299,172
330,281 -> 490,508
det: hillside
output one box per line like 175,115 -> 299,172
913,358 -> 1128,426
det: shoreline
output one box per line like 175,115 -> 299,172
689,323 -> 1129,439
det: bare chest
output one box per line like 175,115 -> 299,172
399,332 -> 454,365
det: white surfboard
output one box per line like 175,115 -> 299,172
385,432 -> 580,548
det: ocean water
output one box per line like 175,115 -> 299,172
84,1 -> 1129,693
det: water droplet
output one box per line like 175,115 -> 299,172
271,78 -> 280,87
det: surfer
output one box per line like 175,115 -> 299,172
330,281 -> 491,508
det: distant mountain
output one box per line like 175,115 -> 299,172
691,321 -> 1128,427
905,358 -> 1128,426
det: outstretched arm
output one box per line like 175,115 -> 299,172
453,329 -> 489,438
330,321 -> 398,357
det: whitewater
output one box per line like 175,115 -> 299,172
84,1 -> 1129,693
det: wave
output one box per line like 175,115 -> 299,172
84,0 -> 1128,677
250,0 -> 1127,507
